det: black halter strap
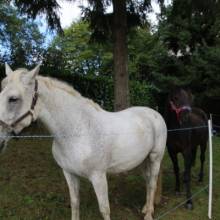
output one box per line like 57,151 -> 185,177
0,80 -> 38,130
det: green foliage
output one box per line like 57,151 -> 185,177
1,0 -> 220,112
185,46 -> 220,101
44,22 -> 113,76
43,21 -> 160,109
81,0 -> 164,42
159,1 -> 220,53
0,1 -> 45,67
14,0 -> 62,31
130,81 -> 158,107
154,1 -> 220,108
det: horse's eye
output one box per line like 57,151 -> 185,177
8,96 -> 19,103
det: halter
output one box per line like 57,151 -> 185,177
170,101 -> 191,122
0,80 -> 38,132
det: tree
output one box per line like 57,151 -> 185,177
112,0 -> 128,110
155,0 -> 220,107
0,1 -> 45,67
81,0 -> 162,110
12,0 -> 163,111
43,21 -> 159,111
158,0 -> 220,54
43,21 -> 113,76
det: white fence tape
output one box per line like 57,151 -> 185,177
208,119 -> 213,219
0,125 -> 210,139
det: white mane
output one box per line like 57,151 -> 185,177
37,75 -> 102,111
5,68 -> 102,112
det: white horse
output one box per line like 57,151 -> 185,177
0,64 -> 167,220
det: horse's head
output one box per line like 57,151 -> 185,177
168,87 -> 193,124
0,63 -> 40,152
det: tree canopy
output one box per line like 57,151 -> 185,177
157,0 -> 220,100
43,22 -> 113,76
11,0 -> 165,110
0,0 -> 220,113
0,1 -> 45,67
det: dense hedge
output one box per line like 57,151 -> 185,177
0,65 -> 219,123
40,68 -> 158,111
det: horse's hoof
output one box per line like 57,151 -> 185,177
185,202 -> 193,210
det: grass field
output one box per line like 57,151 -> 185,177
0,125 -> 219,220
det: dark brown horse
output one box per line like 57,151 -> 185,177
165,88 -> 208,209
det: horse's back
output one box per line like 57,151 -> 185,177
105,107 -> 167,173
107,106 -> 167,140
124,106 -> 167,135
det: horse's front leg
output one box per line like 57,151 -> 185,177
198,142 -> 207,182
90,172 -> 111,220
167,147 -> 180,193
183,151 -> 193,209
63,170 -> 80,220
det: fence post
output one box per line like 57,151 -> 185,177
208,119 -> 213,219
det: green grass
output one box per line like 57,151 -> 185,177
0,126 -> 219,220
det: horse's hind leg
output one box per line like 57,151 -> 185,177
198,142 -> 207,182
90,172 -> 110,220
142,152 -> 162,220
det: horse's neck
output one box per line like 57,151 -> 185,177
167,111 -> 180,128
37,79 -> 97,139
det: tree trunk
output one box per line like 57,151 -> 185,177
112,0 -> 129,111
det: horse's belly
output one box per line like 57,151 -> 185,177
52,141 -> 94,177
107,137 -> 153,173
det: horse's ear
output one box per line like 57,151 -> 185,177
29,64 -> 41,79
5,63 -> 13,76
